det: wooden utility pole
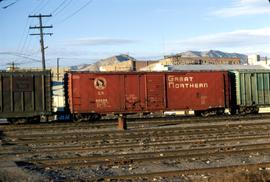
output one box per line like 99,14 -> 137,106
29,14 -> 53,70
7,62 -> 17,71
11,62 -> 15,70
57,58 -> 60,81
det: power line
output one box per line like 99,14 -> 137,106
16,0 -> 45,57
57,0 -> 93,24
36,0 -> 50,13
19,23 -> 41,63
43,0 -> 73,25
16,0 -> 46,58
51,0 -> 66,14
19,33 -> 35,62
1,0 -> 21,9
30,0 -> 48,14
53,0 -> 73,16
18,21 -> 30,54
0,52 -> 41,64
0,0 -> 19,3
2,1 -> 16,9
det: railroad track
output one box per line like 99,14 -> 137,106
1,132 -> 270,157
1,124 -> 270,160
98,162 -> 270,181
25,142 -> 270,168
3,117 -> 268,137
3,120 -> 270,146
10,138 -> 270,181
1,116 -> 270,181
1,113 -> 269,132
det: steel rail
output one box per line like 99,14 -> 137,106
2,133 -> 270,157
99,162 -> 270,180
29,142 -> 270,168
1,113 -> 269,132
7,124 -> 270,145
5,118 -> 270,138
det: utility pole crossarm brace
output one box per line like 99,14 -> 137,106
30,33 -> 53,36
29,14 -> 52,18
30,26 -> 53,29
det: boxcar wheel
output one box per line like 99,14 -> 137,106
194,111 -> 202,117
7,118 -> 16,124
217,109 -> 225,115
88,114 -> 101,121
251,107 -> 259,114
73,114 -> 83,122
201,111 -> 210,117
40,115 -> 49,123
8,118 -> 28,124
230,108 -> 237,115
93,114 -> 101,121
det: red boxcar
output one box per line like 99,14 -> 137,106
67,71 -> 230,119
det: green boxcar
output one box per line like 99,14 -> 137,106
0,71 -> 52,120
230,70 -> 270,108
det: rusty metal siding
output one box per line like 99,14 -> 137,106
68,72 -> 124,113
67,71 -> 229,114
0,71 -> 52,118
145,74 -> 165,110
68,72 -> 145,114
124,75 -> 144,111
165,71 -> 229,110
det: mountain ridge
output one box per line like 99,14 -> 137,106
78,54 -> 136,71
71,50 -> 248,71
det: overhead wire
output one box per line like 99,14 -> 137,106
16,23 -> 32,64
17,18 -> 30,53
1,0 -> 50,68
53,0 -> 73,16
34,0 -> 50,13
29,1 -> 43,14
40,0 -> 95,68
0,52 -> 40,63
0,0 -> 21,9
10,0 -> 95,68
43,0 -> 73,24
56,0 -> 94,25
50,0 -> 67,15
30,0 -> 48,14
17,0 -> 45,57
17,0 -> 50,65
18,36 -> 39,64
14,5 -> 32,65
2,1 -> 16,9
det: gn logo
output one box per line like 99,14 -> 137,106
94,77 -> 107,90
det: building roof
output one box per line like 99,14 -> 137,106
169,64 -> 267,71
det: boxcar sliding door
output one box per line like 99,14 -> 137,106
145,74 -> 165,111
123,74 -> 145,112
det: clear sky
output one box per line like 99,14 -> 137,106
0,0 -> 270,68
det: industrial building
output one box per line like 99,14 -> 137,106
248,55 -> 270,69
99,60 -> 158,71
162,55 -> 241,65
